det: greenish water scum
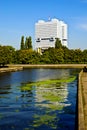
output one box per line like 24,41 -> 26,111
20,76 -> 76,91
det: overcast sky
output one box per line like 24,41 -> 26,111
0,0 -> 87,50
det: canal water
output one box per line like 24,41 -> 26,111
0,69 -> 80,130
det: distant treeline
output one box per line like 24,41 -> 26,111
0,36 -> 87,66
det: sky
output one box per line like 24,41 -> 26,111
0,0 -> 87,50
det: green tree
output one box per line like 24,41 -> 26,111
27,36 -> 32,49
41,47 -> 64,64
0,45 -> 15,66
40,50 -> 50,64
13,50 -> 21,64
73,49 -> 82,63
20,36 -> 25,50
17,49 -> 40,64
55,38 -> 62,49
25,37 -> 28,49
25,36 -> 32,50
63,47 -> 72,63
48,48 -> 64,64
82,49 -> 87,63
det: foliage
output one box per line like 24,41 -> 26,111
1,35 -> 87,64
20,36 -> 32,50
40,48 -> 64,64
20,36 -> 25,50
27,36 -> 32,49
55,38 -> 62,49
16,49 -> 41,64
82,49 -> 87,63
0,45 -> 15,66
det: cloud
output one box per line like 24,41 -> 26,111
78,24 -> 87,31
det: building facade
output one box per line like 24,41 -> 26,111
35,18 -> 68,52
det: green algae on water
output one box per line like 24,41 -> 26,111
20,76 -> 76,91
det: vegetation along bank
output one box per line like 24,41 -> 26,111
0,36 -> 87,66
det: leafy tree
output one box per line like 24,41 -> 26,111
54,48 -> 64,63
17,49 -> 40,64
25,37 -> 28,49
27,36 -> 32,49
13,50 -> 21,64
22,36 -> 32,50
82,49 -> 87,63
6,46 -> 15,63
41,47 -> 64,64
55,38 -> 62,49
40,50 -> 50,64
20,36 -> 25,50
0,45 -> 15,66
73,49 -> 82,63
63,48 -> 72,63
48,48 -> 64,64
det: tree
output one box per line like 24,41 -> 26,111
63,47 -> 72,63
0,45 -> 15,66
20,36 -> 25,50
41,50 -> 50,64
73,49 -> 82,63
24,36 -> 32,50
55,38 -> 62,49
17,49 -> 40,64
41,47 -> 64,64
27,36 -> 32,49
82,49 -> 87,63
25,37 -> 28,49
48,48 -> 64,64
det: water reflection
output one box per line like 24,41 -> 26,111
32,82 -> 68,129
0,69 -> 79,130
35,83 -> 68,109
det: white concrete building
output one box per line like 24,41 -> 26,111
35,18 -> 68,52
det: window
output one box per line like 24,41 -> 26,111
36,38 -> 40,42
62,39 -> 67,41
49,37 -> 54,41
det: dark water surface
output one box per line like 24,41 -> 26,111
0,69 -> 80,130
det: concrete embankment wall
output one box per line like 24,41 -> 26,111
78,70 -> 85,130
1,64 -> 86,73
8,64 -> 87,69
0,67 -> 23,73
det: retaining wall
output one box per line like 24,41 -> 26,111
78,70 -> 85,130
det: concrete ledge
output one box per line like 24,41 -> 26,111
0,64 -> 86,73
8,64 -> 87,69
0,67 -> 23,73
78,70 -> 85,130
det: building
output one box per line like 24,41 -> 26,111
35,18 -> 68,52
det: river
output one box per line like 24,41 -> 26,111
0,68 -> 80,130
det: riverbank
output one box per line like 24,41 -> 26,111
78,70 -> 85,130
8,64 -> 87,69
0,66 -> 23,73
78,70 -> 87,130
0,64 -> 86,73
